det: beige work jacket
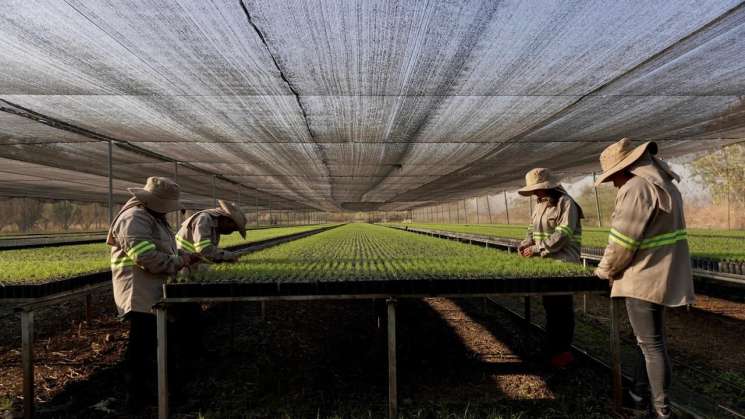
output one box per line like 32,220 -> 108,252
597,159 -> 695,307
108,198 -> 183,316
176,210 -> 238,262
520,191 -> 583,264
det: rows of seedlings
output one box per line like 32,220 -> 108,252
397,223 -> 745,276
0,225 -> 336,299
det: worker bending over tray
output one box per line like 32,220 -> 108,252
517,167 -> 584,369
176,199 -> 247,264
594,138 -> 694,419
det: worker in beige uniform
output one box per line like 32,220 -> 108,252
176,199 -> 247,263
106,177 -> 200,407
517,168 -> 583,369
594,138 -> 694,419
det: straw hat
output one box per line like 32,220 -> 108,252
517,168 -> 562,196
128,177 -> 181,213
217,200 -> 247,238
595,138 -> 658,186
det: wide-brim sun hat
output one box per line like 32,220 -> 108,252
218,199 -> 247,238
517,168 -> 562,196
595,138 -> 658,186
128,176 -> 181,213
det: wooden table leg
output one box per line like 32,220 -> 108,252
156,305 -> 169,419
85,293 -> 93,322
21,310 -> 34,419
387,298 -> 398,419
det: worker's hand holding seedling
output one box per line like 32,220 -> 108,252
180,253 -> 203,267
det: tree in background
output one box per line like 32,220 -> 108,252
0,199 -> 12,233
690,144 -> 745,207
76,203 -> 102,230
11,198 -> 46,232
690,144 -> 745,228
48,201 -> 80,231
574,184 -> 617,228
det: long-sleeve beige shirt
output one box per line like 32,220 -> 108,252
108,198 -> 184,316
176,210 -> 239,262
520,192 -> 583,264
596,158 -> 695,307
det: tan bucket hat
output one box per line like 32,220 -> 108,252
128,177 -> 181,213
517,168 -> 562,196
595,138 -> 658,186
218,200 -> 247,238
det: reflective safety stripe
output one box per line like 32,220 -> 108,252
126,240 -> 156,260
609,229 -> 687,250
640,229 -> 687,249
176,236 -> 213,252
533,229 -> 581,245
176,236 -> 195,252
609,228 -> 639,250
111,255 -> 135,269
555,224 -> 573,236
195,239 -> 213,251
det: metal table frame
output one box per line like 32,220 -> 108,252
5,223 -> 340,418
12,281 -> 112,419
155,289 -> 619,419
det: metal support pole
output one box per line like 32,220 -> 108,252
725,147 -> 731,230
475,197 -> 480,224
174,162 -> 180,227
503,191 -> 510,225
212,175 -> 218,207
255,198 -> 259,227
157,305 -> 169,419
610,298 -> 623,410
486,195 -> 493,224
387,298 -> 398,419
448,203 -> 452,223
583,293 -> 587,313
107,140 -> 113,226
593,172 -> 602,227
463,199 -> 468,224
523,297 -> 531,324
21,310 -> 34,419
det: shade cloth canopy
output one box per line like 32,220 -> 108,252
1,0 -> 744,210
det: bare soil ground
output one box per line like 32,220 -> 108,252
491,293 -> 745,417
1,293 -> 622,418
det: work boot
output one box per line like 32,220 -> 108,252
652,407 -> 674,419
623,389 -> 650,412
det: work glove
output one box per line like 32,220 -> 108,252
520,245 -> 539,257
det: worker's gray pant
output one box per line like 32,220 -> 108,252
626,298 -> 671,412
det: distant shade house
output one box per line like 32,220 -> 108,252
0,0 -> 744,210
